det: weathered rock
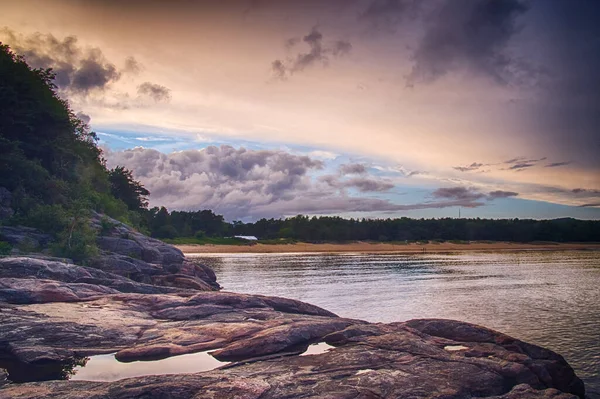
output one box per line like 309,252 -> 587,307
0,226 -> 51,249
0,289 -> 585,398
91,213 -> 186,267
0,257 -> 187,300
0,278 -> 120,303
0,374 -> 580,399
96,236 -> 144,259
0,369 -> 7,387
90,213 -> 217,291
87,254 -> 163,279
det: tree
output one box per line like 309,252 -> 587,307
108,166 -> 149,212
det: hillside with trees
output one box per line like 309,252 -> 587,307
0,44 -> 147,261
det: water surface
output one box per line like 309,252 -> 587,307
189,250 -> 600,394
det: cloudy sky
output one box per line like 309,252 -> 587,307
2,0 -> 599,220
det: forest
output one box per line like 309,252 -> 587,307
143,208 -> 600,243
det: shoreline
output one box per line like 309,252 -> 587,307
176,241 -> 600,254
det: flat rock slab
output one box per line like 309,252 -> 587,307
0,291 -> 585,398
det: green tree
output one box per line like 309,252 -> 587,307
108,166 -> 150,212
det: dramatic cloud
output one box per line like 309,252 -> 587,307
360,0 -> 421,32
433,187 -> 518,202
454,162 -> 484,172
137,82 -> 171,102
503,156 -> 547,171
545,161 -> 571,168
1,29 -> 123,94
530,1 -> 600,168
406,0 -> 531,86
319,174 -> 394,193
455,157 -> 563,173
432,187 -> 486,202
271,60 -> 286,80
338,163 -> 368,175
104,146 -> 493,219
124,56 -> 142,74
272,27 -> 352,79
572,188 -> 600,196
331,40 -> 352,57
104,145 -> 324,219
488,190 -> 518,199
508,163 -> 534,171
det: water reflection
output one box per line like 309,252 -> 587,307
1,351 -> 228,383
0,356 -> 89,383
189,250 -> 600,392
300,342 -> 334,356
71,351 -> 228,381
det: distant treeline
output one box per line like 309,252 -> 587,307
144,207 -> 600,243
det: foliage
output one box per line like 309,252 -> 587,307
0,241 -> 12,255
50,208 -> 98,264
108,166 -> 149,212
99,216 -> 117,236
0,43 -> 147,262
145,209 -> 600,244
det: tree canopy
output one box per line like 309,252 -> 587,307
0,43 -> 148,261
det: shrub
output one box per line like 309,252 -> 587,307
20,204 -> 69,234
51,218 -> 98,264
0,241 -> 12,255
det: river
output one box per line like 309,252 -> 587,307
188,250 -> 600,395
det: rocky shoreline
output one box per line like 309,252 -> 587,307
0,216 -> 587,398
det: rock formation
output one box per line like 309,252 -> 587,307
0,216 -> 587,398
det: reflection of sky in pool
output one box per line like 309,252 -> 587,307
70,343 -> 335,382
71,351 -> 227,382
300,342 -> 334,356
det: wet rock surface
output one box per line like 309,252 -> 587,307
0,216 -> 587,398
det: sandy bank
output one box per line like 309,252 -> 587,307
176,241 -> 600,254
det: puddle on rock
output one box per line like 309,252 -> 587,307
444,345 -> 469,352
300,342 -> 334,356
71,351 -> 228,382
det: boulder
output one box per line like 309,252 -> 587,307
96,236 -> 143,259
89,213 -> 213,291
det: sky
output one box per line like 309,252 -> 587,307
1,0 -> 599,221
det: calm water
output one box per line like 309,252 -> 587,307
189,250 -> 600,394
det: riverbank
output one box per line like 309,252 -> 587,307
176,241 -> 600,254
